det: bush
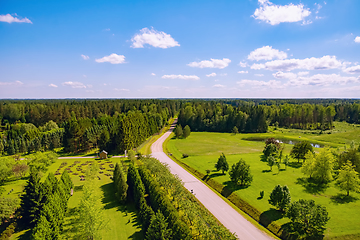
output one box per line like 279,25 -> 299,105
182,153 -> 189,158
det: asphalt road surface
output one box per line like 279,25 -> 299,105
151,124 -> 274,240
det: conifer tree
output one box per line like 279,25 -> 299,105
113,163 -> 128,202
20,171 -> 43,226
146,210 -> 172,240
7,140 -> 15,155
31,215 -> 51,240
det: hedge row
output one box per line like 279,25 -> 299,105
138,165 -> 192,240
126,163 -> 154,230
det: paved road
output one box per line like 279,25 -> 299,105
151,123 -> 274,240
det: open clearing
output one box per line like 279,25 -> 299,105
167,122 -> 360,239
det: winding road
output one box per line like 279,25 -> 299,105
151,122 -> 274,240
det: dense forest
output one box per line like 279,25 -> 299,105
177,99 -> 360,133
0,99 -> 360,156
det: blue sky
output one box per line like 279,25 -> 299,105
1,0 -> 360,98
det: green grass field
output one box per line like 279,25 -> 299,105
167,122 -> 360,239
6,157 -> 143,240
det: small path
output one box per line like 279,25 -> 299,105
151,122 -> 274,240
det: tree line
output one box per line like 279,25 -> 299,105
177,100 -> 360,133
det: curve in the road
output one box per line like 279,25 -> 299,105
151,123 -> 274,240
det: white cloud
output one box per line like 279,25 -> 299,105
255,74 -> 264,77
213,84 -> 225,88
287,74 -> 359,86
83,75 -> 87,78
104,28 -> 110,31
343,65 -> 360,74
220,73 -> 227,76
206,73 -> 217,77
161,74 -> 200,80
151,73 -> 156,76
131,27 -> 180,49
81,54 -> 89,60
273,71 -> 297,79
114,88 -> 130,91
251,55 -> 343,71
49,84 -> 58,88
62,81 -> 86,88
238,71 -> 248,74
188,58 -> 231,69
95,53 -> 125,64
0,80 -> 23,86
355,36 -> 360,43
297,71 -> 309,76
252,0 -> 311,25
239,62 -> 248,67
248,46 -> 287,61
0,14 -> 32,24
237,79 -> 283,88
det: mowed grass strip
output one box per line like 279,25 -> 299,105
167,125 -> 360,239
10,158 -> 143,240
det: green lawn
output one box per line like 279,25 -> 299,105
167,123 -> 360,239
8,157 -> 143,240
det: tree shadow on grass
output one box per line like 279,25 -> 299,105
287,162 -> 302,169
101,182 -> 119,210
221,181 -> 249,197
262,169 -> 271,173
295,177 -> 329,195
330,193 -> 359,204
259,208 -> 284,228
209,172 -> 225,178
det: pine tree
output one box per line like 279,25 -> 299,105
7,140 -> 15,155
31,214 -> 51,240
60,170 -> 73,197
146,210 -> 172,240
20,171 -> 43,226
115,163 -> 128,202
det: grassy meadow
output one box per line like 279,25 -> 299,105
166,122 -> 360,239
6,157 -> 143,240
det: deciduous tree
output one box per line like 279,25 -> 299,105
215,153 -> 229,174
174,125 -> 183,139
286,199 -> 330,238
336,161 -> 360,196
268,185 -> 291,211
229,159 -> 253,186
290,141 -> 313,163
182,125 -> 191,139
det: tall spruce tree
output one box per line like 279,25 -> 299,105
113,163 -> 128,202
146,210 -> 172,240
20,171 -> 43,226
